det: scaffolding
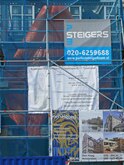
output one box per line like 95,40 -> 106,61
0,0 -> 124,162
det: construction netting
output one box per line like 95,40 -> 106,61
0,1 -> 123,158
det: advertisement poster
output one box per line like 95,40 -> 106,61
52,110 -> 124,162
50,66 -> 99,110
64,19 -> 111,64
79,110 -> 124,162
52,110 -> 79,161
28,66 -> 99,112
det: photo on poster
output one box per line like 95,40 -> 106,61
80,111 -> 103,132
103,111 -> 124,132
104,132 -> 124,153
52,110 -> 79,161
81,132 -> 104,154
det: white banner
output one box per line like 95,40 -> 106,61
50,66 -> 99,110
28,67 -> 49,113
28,66 -> 99,112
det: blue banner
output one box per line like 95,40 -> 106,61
64,20 -> 112,65
64,47 -> 111,64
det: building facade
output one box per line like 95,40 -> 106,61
0,0 -> 123,161
104,114 -> 122,131
82,133 -> 103,153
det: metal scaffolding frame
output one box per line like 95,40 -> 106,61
0,0 -> 124,161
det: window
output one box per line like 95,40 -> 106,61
10,5 -> 35,30
88,140 -> 94,147
69,6 -> 82,19
104,6 -> 115,19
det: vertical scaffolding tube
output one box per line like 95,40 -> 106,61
46,0 -> 52,156
118,0 -> 124,107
